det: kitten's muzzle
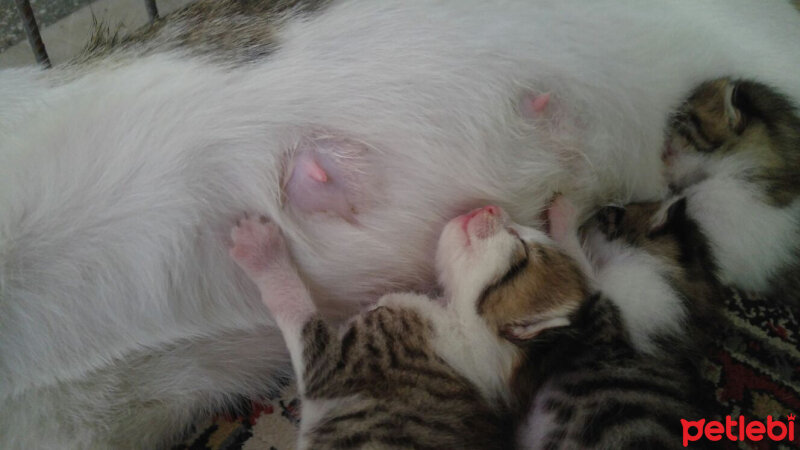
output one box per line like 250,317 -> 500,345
460,205 -> 506,241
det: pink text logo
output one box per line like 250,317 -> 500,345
681,414 -> 795,447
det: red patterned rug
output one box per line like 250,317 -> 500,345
701,289 -> 799,449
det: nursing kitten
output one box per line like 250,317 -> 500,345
513,196 -> 712,450
229,206 -> 561,450
665,78 -> 800,302
231,217 -> 510,449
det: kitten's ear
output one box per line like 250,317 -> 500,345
648,196 -> 687,237
501,313 -> 571,342
725,82 -> 746,134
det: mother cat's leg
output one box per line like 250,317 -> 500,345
0,326 -> 290,450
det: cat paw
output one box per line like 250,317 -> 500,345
229,215 -> 289,280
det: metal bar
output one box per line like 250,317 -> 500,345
14,0 -> 51,68
144,0 -> 159,22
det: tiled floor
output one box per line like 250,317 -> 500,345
0,0 -> 192,68
1,0 -> 95,52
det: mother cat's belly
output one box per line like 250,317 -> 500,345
1,0 -> 800,404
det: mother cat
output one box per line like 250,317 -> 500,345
1,0 -> 799,448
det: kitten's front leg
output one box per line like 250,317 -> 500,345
547,195 -> 595,279
229,216 -> 318,388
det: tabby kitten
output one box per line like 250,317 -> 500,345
229,206 -> 574,450
665,78 -> 800,302
513,196 -> 713,450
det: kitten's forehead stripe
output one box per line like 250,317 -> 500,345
478,241 -> 588,335
476,242 -> 530,314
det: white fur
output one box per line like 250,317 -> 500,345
430,309 -> 520,406
550,195 -> 688,353
378,291 -> 519,405
682,154 -> 800,292
583,229 -> 688,354
2,0 -> 800,447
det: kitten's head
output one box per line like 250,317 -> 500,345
435,206 -> 589,341
590,197 -> 690,257
669,78 -> 799,162
588,196 -> 719,302
585,196 -> 722,343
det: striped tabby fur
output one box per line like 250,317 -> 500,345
515,294 -> 705,450
299,310 -> 511,449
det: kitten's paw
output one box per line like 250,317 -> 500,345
547,194 -> 577,243
229,215 -> 289,279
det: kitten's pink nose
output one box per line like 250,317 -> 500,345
462,205 -> 505,240
462,205 -> 500,226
